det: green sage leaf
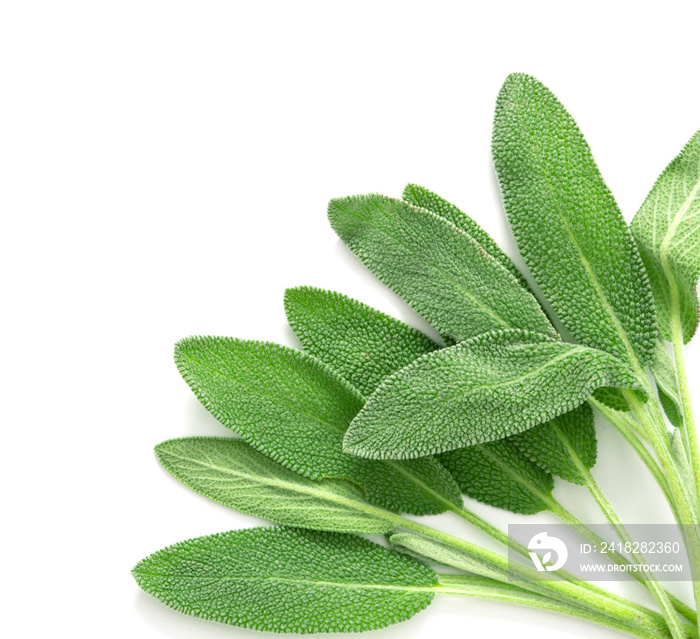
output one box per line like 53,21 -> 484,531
438,440 -> 553,514
631,129 -> 700,343
284,286 -> 439,397
175,337 -> 461,514
492,73 -> 657,368
156,437 -> 397,534
328,194 -> 555,342
343,329 -> 644,460
651,337 -> 683,427
508,404 -> 597,485
133,527 -> 437,633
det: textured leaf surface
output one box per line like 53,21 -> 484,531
402,183 -> 530,290
284,286 -> 439,397
492,73 -> 657,367
631,129 -> 700,343
344,330 -> 644,460
156,437 -> 396,534
508,404 -> 597,484
438,440 -> 553,514
328,194 -> 555,342
651,337 -> 683,427
175,337 -> 461,514
133,527 -> 436,633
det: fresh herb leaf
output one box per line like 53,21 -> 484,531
631,130 -> 700,344
343,329 -> 645,460
328,194 -> 555,342
651,337 -> 683,427
492,73 -> 657,368
133,527 -> 437,633
508,404 -> 597,485
175,337 -> 462,514
284,286 -> 439,397
155,437 -> 398,533
438,440 -> 553,514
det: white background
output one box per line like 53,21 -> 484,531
2,2 -> 699,638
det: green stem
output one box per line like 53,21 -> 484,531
436,574 -> 690,639
580,467 -> 688,639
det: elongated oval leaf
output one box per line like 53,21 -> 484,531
651,337 -> 683,427
133,527 -> 437,633
492,73 -> 657,368
402,183 -> 531,290
438,440 -> 553,514
631,129 -> 700,343
156,437 -> 397,534
284,286 -> 439,397
508,404 -> 597,485
175,337 -> 462,514
328,194 -> 555,342
343,329 -> 644,460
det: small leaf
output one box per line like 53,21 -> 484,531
343,329 -> 645,460
492,73 -> 657,368
631,130 -> 700,343
284,286 -> 439,397
156,437 -> 398,534
175,337 -> 462,514
402,183 -> 531,291
438,440 -> 553,514
508,404 -> 597,485
133,527 -> 437,633
328,194 -> 555,342
651,337 -> 683,427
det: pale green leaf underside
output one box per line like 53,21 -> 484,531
492,73 -> 657,367
133,527 -> 436,633
631,129 -> 700,343
328,194 -> 555,342
438,440 -> 553,514
402,183 -> 532,291
651,337 -> 683,427
156,437 -> 396,534
175,337 -> 461,515
344,329 -> 644,460
284,286 -> 439,397
508,404 -> 597,484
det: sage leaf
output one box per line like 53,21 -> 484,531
156,437 -> 397,534
508,404 -> 597,485
328,194 -> 555,342
492,73 -> 657,368
175,337 -> 462,514
402,183 -> 531,291
284,286 -> 439,397
343,329 -> 645,460
133,527 -> 437,633
651,337 -> 683,427
631,129 -> 700,343
437,440 -> 553,514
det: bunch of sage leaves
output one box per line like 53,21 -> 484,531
133,73 -> 700,639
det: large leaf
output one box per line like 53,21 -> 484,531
133,527 -> 437,633
438,440 -> 553,514
284,286 -> 439,397
650,336 -> 683,427
402,183 -> 531,291
343,330 -> 644,460
156,437 -> 398,534
492,73 -> 657,368
508,404 -> 597,485
328,194 -> 555,342
175,337 -> 461,514
631,129 -> 700,343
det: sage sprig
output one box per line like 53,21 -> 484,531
134,73 -> 699,639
